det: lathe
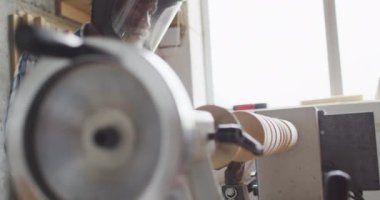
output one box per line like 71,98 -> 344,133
6,25 -> 380,200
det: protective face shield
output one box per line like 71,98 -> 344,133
92,0 -> 184,51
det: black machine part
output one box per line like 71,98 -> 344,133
325,170 -> 350,200
208,124 -> 263,200
318,110 -> 380,192
221,162 -> 253,200
208,124 -> 264,157
225,162 -> 245,185
15,25 -> 106,58
221,184 -> 250,200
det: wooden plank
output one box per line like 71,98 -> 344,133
60,0 -> 90,13
301,95 -> 363,105
57,0 -> 90,24
8,14 -> 21,78
21,13 -> 34,25
33,16 -> 46,27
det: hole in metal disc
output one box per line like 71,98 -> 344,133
93,126 -> 121,149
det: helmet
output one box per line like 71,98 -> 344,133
91,0 -> 184,50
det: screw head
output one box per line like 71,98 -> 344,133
224,187 -> 237,199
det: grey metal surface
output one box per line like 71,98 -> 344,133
7,38 -> 203,200
187,159 -> 222,200
31,62 -> 161,199
255,107 -> 324,200
319,111 -> 379,191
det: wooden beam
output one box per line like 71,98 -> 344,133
21,13 -> 34,25
8,14 -> 21,78
33,16 -> 46,27
57,0 -> 90,24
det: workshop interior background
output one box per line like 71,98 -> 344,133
2,0 -> 380,199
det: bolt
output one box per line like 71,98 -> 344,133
224,187 -> 237,199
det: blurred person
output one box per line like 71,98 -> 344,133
5,0 -> 184,128
10,0 -> 183,96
